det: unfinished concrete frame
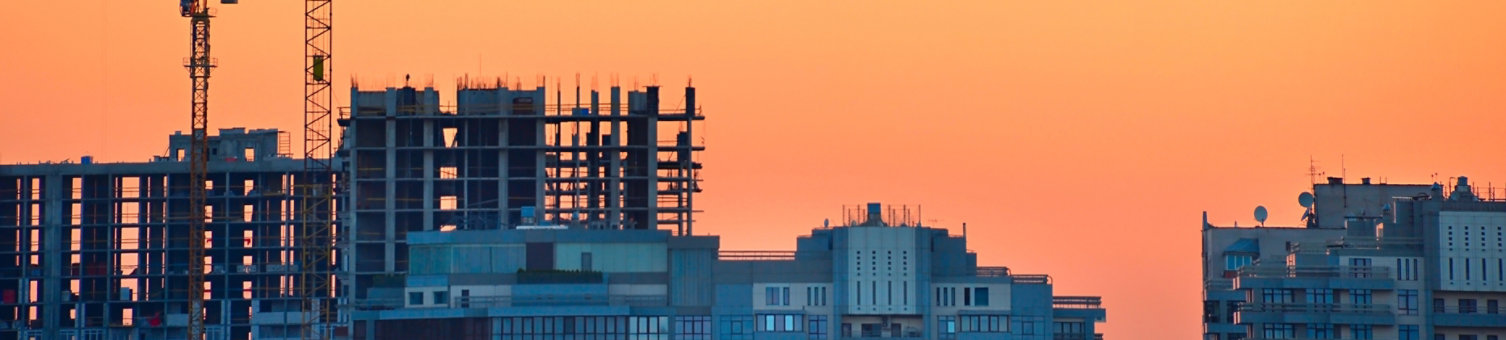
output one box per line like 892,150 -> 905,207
0,129 -> 335,340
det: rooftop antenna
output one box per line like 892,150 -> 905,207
1254,205 -> 1268,227
1308,156 -> 1321,186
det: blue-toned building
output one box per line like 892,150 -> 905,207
347,203 -> 1107,340
1203,177 -> 1506,340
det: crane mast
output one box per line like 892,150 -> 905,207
300,0 -> 336,339
180,0 -> 213,339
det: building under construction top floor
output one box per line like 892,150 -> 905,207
339,82 -> 704,303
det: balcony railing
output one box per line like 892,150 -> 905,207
1238,302 -> 1392,314
1236,265 -> 1391,279
1054,296 -> 1103,309
1012,274 -> 1051,284
977,266 -> 1010,277
454,294 -> 667,308
718,250 -> 795,261
1431,304 -> 1504,314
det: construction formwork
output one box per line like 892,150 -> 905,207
0,129 -> 338,340
340,82 -> 703,303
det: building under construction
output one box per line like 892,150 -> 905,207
0,129 -> 335,340
340,83 -> 704,305
0,82 -> 705,340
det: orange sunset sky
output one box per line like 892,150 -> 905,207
4,1 -> 1506,338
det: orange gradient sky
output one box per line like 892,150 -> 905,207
5,1 -> 1506,338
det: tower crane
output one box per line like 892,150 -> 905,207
299,0 -> 337,339
178,0 -> 232,339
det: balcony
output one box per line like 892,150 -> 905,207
1237,265 -> 1390,279
1235,303 -> 1394,325
1054,296 -> 1107,322
1235,266 -> 1394,290
452,294 -> 667,308
1430,305 -> 1506,328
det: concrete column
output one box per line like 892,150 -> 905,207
423,120 -> 435,231
384,105 -> 398,274
608,87 -> 622,227
498,118 -> 509,227
42,174 -> 63,339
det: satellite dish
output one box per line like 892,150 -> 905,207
1298,192 -> 1314,208
1254,205 -> 1269,226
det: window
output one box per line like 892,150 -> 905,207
765,286 -> 790,306
937,316 -> 956,339
1262,324 -> 1295,339
975,287 -> 989,306
1350,289 -> 1372,305
1204,300 -> 1221,323
807,315 -> 828,340
1262,289 -> 1295,303
1350,257 -> 1373,278
1019,319 -> 1035,335
1488,299 -> 1499,314
1055,321 -> 1084,335
1306,324 -> 1331,339
1398,325 -> 1418,340
963,288 -> 972,306
1306,289 -> 1333,304
958,315 -> 1007,333
1225,254 -> 1253,271
1399,290 -> 1418,315
674,316 -> 711,340
1460,299 -> 1477,314
1225,301 -> 1241,323
1350,324 -> 1372,340
433,291 -> 449,306
408,292 -> 423,305
719,315 -> 752,340
1434,298 -> 1445,313
756,314 -> 802,333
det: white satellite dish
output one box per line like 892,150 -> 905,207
1298,192 -> 1314,208
1254,205 -> 1268,226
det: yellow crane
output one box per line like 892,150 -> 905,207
177,0 -> 226,338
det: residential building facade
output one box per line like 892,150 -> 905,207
1203,177 -> 1506,340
